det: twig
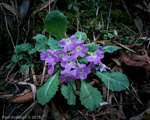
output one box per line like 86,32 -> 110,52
106,2 -> 112,33
0,4 -> 21,67
5,64 -> 16,81
114,41 -> 136,53
122,24 -> 137,34
107,79 -> 110,103
121,0 -> 131,17
78,110 -> 89,120
40,61 -> 47,86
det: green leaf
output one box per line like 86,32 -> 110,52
75,31 -> 87,43
73,6 -> 78,11
108,33 -> 113,39
68,3 -> 72,9
37,70 -> 60,105
12,54 -> 22,63
61,81 -> 76,105
78,56 -> 88,64
80,80 -> 103,111
87,44 -> 98,53
95,71 -> 129,91
28,48 -> 36,54
15,43 -> 31,53
47,38 -> 62,50
29,64 -> 34,68
102,44 -> 121,53
20,64 -> 28,73
44,10 -> 68,40
34,34 -> 49,52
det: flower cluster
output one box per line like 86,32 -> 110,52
40,35 -> 106,82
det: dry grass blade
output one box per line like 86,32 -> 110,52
134,18 -> 143,34
0,3 -> 18,16
32,0 -> 55,16
18,82 -> 36,100
114,41 -> 136,53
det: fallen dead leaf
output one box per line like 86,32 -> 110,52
12,92 -> 33,103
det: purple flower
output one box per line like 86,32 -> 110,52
59,35 -> 76,51
96,62 -> 110,72
48,63 -> 55,75
40,49 -> 58,63
98,44 -> 102,50
61,56 -> 76,70
86,50 -> 104,64
55,50 -> 67,62
72,64 -> 91,80
72,40 -> 88,58
59,69 -> 75,82
88,62 -> 95,70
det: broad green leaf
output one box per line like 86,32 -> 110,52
37,70 -> 60,105
80,80 -> 103,111
95,71 -> 129,91
47,38 -> 62,50
44,10 -> 68,40
61,81 -> 76,105
33,34 -> 49,52
20,64 -> 28,73
75,31 -> 87,43
28,48 -> 36,54
102,44 -> 121,53
87,44 -> 98,53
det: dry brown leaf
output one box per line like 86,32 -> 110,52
120,49 -> 150,71
111,58 -> 121,66
12,92 -> 33,103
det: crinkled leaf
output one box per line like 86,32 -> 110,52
87,44 -> 98,53
108,33 -> 113,39
12,54 -> 22,63
80,80 -> 103,111
75,31 -> 87,43
28,48 -> 36,54
29,64 -> 34,68
61,81 -> 76,105
20,64 -> 28,73
102,44 -> 121,53
44,10 -> 68,40
47,38 -> 62,50
95,71 -> 129,91
37,70 -> 60,105
33,34 -> 49,52
15,43 -> 31,53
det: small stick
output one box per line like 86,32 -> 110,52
40,61 -> 47,86
107,79 -> 110,103
122,24 -> 137,34
78,110 -> 89,120
82,92 -> 92,99
106,2 -> 112,33
121,0 -> 131,17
